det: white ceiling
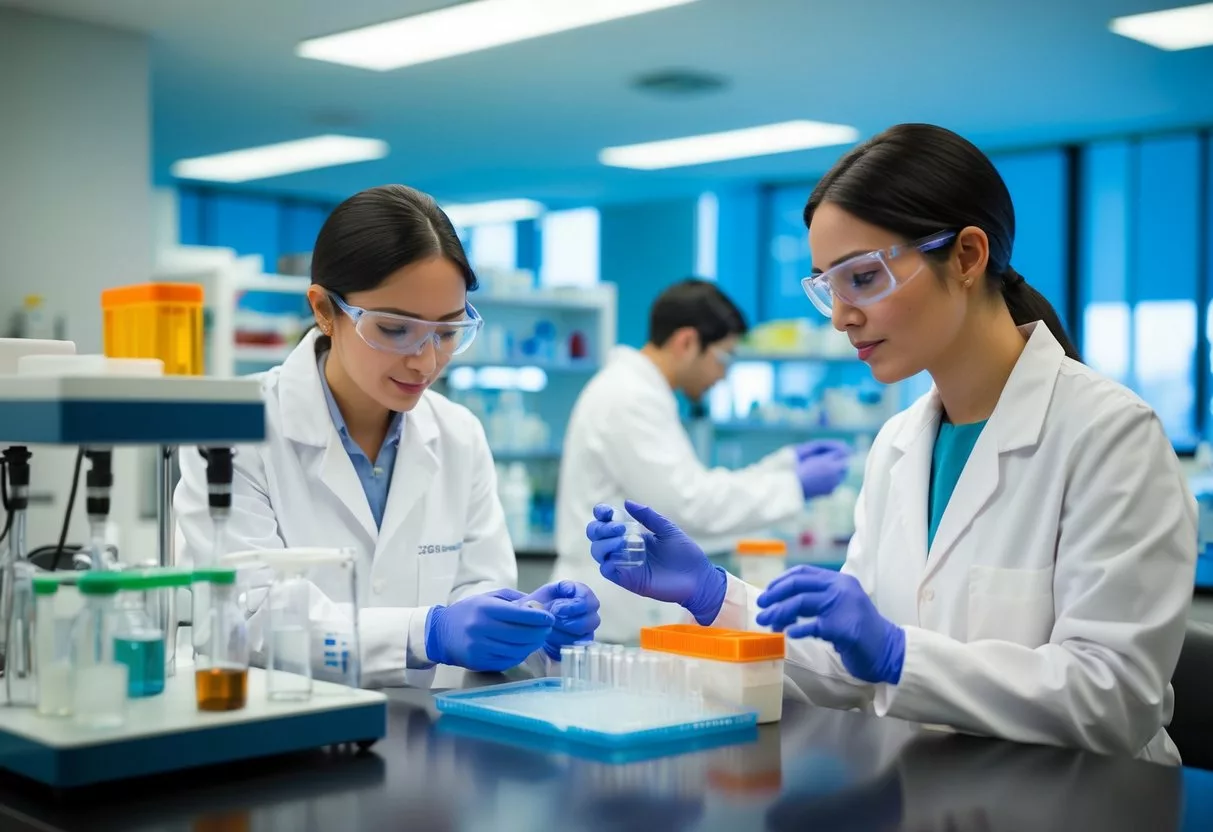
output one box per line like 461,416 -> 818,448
6,0 -> 1213,205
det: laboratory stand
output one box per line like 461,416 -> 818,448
0,340 -> 387,791
0,669 -> 385,788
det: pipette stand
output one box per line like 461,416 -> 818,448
0,366 -> 388,788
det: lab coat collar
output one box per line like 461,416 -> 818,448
278,329 -> 439,450
609,345 -> 675,398
890,321 -> 1064,454
893,321 -> 1066,576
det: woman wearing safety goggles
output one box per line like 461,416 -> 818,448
585,124 -> 1194,762
174,185 -> 600,689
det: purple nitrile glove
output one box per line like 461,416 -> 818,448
755,564 -> 904,684
523,580 -> 602,661
795,442 -> 851,499
424,588 -> 554,671
585,500 -> 727,625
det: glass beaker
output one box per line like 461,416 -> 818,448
267,568 -> 312,702
33,573 -> 78,717
193,568 -> 249,712
71,572 -> 128,728
112,573 -> 166,698
233,548 -> 361,695
143,568 -> 191,679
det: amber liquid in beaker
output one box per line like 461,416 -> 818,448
195,667 -> 248,711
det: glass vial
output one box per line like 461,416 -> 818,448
5,560 -> 37,706
71,572 -> 129,728
33,575 -> 73,717
611,507 -> 646,568
111,573 -> 166,698
193,568 -> 249,712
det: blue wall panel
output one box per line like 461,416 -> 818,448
206,194 -> 281,273
994,149 -> 1070,326
280,202 -> 330,259
714,187 -> 762,328
761,184 -> 816,322
599,199 -> 696,349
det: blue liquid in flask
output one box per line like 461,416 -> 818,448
114,633 -> 166,697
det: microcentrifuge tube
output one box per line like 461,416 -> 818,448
638,653 -> 660,696
560,646 -> 576,689
586,643 -> 604,687
610,648 -> 626,689
572,644 -> 587,687
623,650 -> 638,691
684,659 -> 704,706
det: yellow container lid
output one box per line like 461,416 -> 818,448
736,539 -> 787,556
640,624 -> 785,662
101,282 -> 204,307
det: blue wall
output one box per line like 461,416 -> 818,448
599,198 -> 697,349
1079,133 -> 1208,450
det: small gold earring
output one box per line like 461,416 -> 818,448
963,278 -> 972,287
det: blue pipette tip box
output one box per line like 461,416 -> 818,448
434,678 -> 758,749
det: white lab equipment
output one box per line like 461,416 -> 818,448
173,329 -> 521,691
713,323 -> 1196,763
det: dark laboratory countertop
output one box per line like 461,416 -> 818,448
0,674 -> 1188,832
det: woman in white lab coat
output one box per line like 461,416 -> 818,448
176,185 -> 599,688
586,124 -> 1196,762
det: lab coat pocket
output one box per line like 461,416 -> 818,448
417,551 -> 460,605
967,565 -> 1055,647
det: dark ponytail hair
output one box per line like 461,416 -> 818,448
804,124 -> 1080,361
310,184 -> 478,354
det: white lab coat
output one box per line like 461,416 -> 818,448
713,323 -> 1196,763
554,345 -> 806,642
174,330 -> 522,689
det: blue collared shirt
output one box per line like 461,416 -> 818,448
318,353 -> 403,529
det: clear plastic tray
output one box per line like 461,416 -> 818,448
433,678 -> 758,748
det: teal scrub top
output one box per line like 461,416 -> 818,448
927,419 -> 988,551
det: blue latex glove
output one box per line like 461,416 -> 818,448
523,580 -> 602,660
425,588 -> 555,671
585,500 -> 728,625
796,442 -> 851,499
755,564 -> 905,685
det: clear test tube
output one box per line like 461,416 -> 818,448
684,659 -> 703,707
622,649 -> 638,691
610,645 -> 626,689
560,645 -> 584,690
586,643 -> 604,687
638,653 -> 661,696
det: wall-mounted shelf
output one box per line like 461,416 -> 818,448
453,359 -> 600,373
233,344 -> 294,365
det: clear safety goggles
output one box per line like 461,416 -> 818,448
800,230 -> 957,316
328,293 -> 483,357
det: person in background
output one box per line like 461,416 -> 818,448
556,279 -> 851,642
175,185 -> 599,688
586,124 -> 1195,762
